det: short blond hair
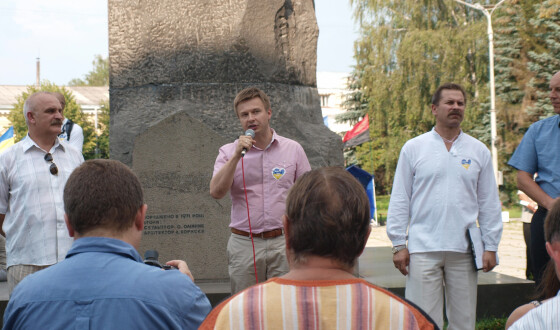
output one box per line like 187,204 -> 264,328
233,87 -> 271,116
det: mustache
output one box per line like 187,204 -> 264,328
51,120 -> 63,125
448,111 -> 462,116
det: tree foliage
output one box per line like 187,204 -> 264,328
339,70 -> 369,168
345,0 -> 559,202
8,81 -> 96,157
527,0 -> 560,119
493,0 -> 542,203
345,0 -> 489,194
66,53 -> 111,159
96,99 -> 110,159
339,70 -> 368,125
68,55 -> 109,86
491,0 -> 558,203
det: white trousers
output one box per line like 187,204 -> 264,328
406,251 -> 477,330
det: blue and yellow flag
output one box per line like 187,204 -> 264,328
0,126 -> 15,153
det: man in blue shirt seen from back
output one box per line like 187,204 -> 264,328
3,159 -> 212,329
508,70 -> 560,286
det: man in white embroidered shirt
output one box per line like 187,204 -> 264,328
387,83 -> 503,330
0,92 -> 84,294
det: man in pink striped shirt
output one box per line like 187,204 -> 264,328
210,87 -> 311,294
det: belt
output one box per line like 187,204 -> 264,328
231,228 -> 284,239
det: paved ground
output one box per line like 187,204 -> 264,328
0,220 -> 530,305
367,219 -> 528,279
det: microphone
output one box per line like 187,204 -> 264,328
241,129 -> 255,157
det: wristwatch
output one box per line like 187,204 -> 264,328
392,245 -> 406,254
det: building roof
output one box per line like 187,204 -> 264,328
316,72 -> 350,91
0,85 -> 108,108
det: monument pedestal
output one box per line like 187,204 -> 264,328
110,0 -> 343,288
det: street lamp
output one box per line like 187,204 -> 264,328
453,0 -> 508,185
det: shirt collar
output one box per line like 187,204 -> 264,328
431,127 -> 463,141
22,133 -> 65,153
66,237 -> 143,263
253,128 -> 278,151
268,128 -> 279,148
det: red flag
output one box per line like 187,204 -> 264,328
343,114 -> 370,148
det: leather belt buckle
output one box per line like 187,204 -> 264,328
231,228 -> 283,239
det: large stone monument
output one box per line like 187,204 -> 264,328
108,0 -> 343,291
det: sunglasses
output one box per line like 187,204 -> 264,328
44,153 -> 58,175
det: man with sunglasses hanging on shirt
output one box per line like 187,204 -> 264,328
210,87 -> 311,294
0,92 -> 84,294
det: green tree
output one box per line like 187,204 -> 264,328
527,0 -> 560,118
338,70 -> 369,168
96,100 -> 110,159
66,53 -> 110,159
493,0 -> 542,204
338,70 -> 368,124
68,55 -> 109,86
346,0 -> 490,193
8,81 -> 96,157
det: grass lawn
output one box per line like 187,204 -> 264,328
505,206 -> 521,219
474,317 -> 508,329
375,195 -> 390,213
375,195 -> 523,220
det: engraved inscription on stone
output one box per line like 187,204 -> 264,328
144,214 -> 205,236
134,112 -> 232,281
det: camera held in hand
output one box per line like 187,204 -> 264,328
144,250 -> 177,270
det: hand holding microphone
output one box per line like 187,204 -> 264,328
241,129 -> 255,157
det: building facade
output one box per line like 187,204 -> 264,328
317,72 -> 352,136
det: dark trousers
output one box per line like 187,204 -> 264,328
531,207 -> 550,286
523,222 -> 533,279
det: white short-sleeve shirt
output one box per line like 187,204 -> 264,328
0,135 -> 84,267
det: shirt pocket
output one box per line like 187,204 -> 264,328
270,162 -> 296,189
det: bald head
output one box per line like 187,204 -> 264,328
22,92 -> 64,143
23,92 -> 56,125
551,71 -> 560,114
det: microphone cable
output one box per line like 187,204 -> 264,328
241,156 -> 259,284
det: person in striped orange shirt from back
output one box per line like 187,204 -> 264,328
201,167 -> 437,330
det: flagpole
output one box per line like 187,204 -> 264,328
368,123 -> 377,225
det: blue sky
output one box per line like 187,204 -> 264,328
316,0 -> 359,73
0,0 -> 359,86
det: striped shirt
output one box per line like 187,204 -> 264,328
0,135 -> 84,267
509,293 -> 560,330
200,278 -> 436,330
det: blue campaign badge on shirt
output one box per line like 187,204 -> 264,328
461,159 -> 472,170
272,167 -> 286,180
